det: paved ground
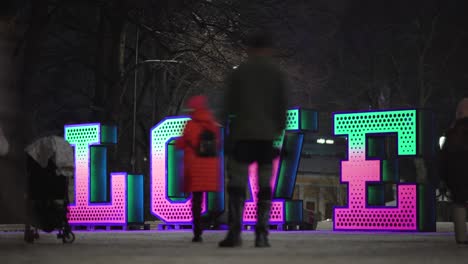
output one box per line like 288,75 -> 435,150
1,229 -> 468,264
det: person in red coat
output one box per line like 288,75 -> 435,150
176,95 -> 221,242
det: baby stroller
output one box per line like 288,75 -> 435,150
24,135 -> 75,243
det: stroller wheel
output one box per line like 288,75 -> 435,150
62,231 -> 75,244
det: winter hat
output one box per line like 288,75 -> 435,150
186,95 -> 208,110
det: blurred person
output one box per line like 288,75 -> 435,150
440,97 -> 468,245
176,95 -> 221,243
219,30 -> 287,248
24,131 -> 75,243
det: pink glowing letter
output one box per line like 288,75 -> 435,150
150,117 -> 206,224
150,117 -> 285,224
333,110 -> 418,231
65,124 -> 127,225
151,109 -> 314,225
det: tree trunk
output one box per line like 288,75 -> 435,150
93,3 -> 127,123
18,0 -> 48,139
0,17 -> 27,224
93,6 -> 108,122
108,10 -> 127,122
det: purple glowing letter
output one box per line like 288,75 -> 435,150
150,117 -> 205,224
333,110 -> 417,231
151,109 -> 313,225
150,117 -> 285,224
65,124 -> 127,224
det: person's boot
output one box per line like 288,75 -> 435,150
219,187 -> 244,247
192,192 -> 203,243
219,230 -> 242,247
192,220 -> 203,243
453,206 -> 467,244
255,199 -> 271,248
192,235 -> 203,242
255,229 -> 270,248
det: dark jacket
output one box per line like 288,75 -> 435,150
223,55 -> 287,141
440,117 -> 468,203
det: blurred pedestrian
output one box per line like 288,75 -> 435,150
440,97 -> 468,244
176,95 -> 221,242
219,30 -> 287,248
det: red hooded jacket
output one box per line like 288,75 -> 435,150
175,96 -> 221,192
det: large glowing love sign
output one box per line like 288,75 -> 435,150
65,124 -> 127,224
333,110 -> 418,231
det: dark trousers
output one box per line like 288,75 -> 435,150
192,192 -> 203,237
227,140 -> 274,235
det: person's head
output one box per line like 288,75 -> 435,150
244,30 -> 274,57
185,95 -> 209,114
456,97 -> 468,120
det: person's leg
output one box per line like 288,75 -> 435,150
24,155 -> 34,243
219,158 -> 248,247
192,192 -> 203,242
255,161 -> 273,247
255,140 -> 274,247
453,203 -> 467,244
